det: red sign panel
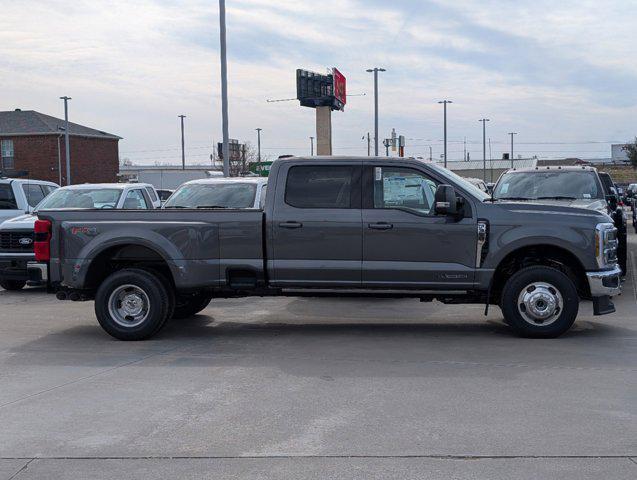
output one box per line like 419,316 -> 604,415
332,68 -> 346,107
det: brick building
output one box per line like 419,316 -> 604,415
0,109 -> 121,185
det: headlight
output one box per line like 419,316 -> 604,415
595,223 -> 618,268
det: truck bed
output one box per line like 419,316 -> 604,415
39,208 -> 264,290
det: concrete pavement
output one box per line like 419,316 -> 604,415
0,235 -> 635,479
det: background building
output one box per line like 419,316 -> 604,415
0,109 -> 120,184
118,164 -> 222,189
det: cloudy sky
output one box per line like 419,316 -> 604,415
2,0 -> 636,164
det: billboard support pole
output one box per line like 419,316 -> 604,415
316,106 -> 332,155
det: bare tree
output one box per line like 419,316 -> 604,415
229,142 -> 258,176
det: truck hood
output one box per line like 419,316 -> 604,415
490,200 -> 612,221
0,213 -> 36,230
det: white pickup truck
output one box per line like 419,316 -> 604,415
0,178 -> 59,223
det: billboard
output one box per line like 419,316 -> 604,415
296,68 -> 346,111
332,68 -> 346,110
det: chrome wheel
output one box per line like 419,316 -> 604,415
107,284 -> 150,328
517,282 -> 563,326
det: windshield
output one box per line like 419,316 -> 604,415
427,163 -> 491,200
493,171 -> 603,200
164,183 -> 258,209
37,188 -> 122,210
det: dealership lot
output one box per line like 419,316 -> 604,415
0,235 -> 635,479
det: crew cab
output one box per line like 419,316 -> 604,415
30,157 -> 621,340
0,182 -> 156,290
492,166 -> 628,275
0,178 -> 58,223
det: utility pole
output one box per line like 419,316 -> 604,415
255,128 -> 262,174
309,136 -> 314,156
508,132 -> 517,169
438,100 -> 452,167
366,67 -> 386,156
429,146 -> 433,161
463,136 -> 467,161
59,96 -> 71,185
366,132 -> 371,156
178,115 -> 186,170
219,0 -> 230,177
479,118 -> 490,181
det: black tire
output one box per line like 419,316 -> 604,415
0,280 -> 26,291
172,292 -> 212,319
94,268 -> 171,340
501,266 -> 579,338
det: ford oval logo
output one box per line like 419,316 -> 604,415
19,237 -> 33,246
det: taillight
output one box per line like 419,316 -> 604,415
34,219 -> 52,262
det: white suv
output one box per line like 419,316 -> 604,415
0,178 -> 59,223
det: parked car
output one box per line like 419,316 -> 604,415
0,183 -> 156,291
493,166 -> 628,275
0,178 -> 58,223
163,177 -> 268,209
31,157 -> 621,340
156,189 -> 174,205
464,177 -> 489,193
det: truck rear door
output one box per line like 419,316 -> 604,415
269,161 -> 362,287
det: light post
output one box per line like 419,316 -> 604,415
310,136 -> 314,156
255,128 -> 262,174
219,0 -> 230,177
479,119 -> 490,181
438,100 -> 452,167
508,132 -> 517,168
59,96 -> 71,185
178,115 -> 186,170
366,67 -> 386,156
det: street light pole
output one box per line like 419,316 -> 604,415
59,96 -> 71,185
310,136 -> 314,156
508,132 -> 517,168
219,0 -> 230,177
438,100 -> 452,167
479,119 -> 490,181
178,115 -> 186,170
366,67 -> 386,156
255,128 -> 262,174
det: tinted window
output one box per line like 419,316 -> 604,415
157,190 -> 173,201
494,171 -> 603,200
373,167 -> 438,215
145,187 -> 158,202
0,184 -> 18,210
285,165 -> 354,208
164,183 -> 257,209
22,184 -> 46,207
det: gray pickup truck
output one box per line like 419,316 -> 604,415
29,156 -> 622,340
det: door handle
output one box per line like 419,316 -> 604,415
279,221 -> 303,229
368,222 -> 393,230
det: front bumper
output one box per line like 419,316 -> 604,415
586,265 -> 622,297
26,262 -> 48,283
0,253 -> 35,282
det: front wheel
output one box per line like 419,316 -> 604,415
501,266 -> 579,338
95,268 -> 171,340
0,280 -> 26,291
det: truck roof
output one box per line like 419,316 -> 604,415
0,177 -> 59,186
57,182 -> 155,190
182,177 -> 268,186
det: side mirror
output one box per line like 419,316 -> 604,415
434,184 -> 458,216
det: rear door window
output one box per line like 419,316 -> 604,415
0,184 -> 18,209
22,184 -> 46,208
285,165 -> 357,209
122,189 -> 149,209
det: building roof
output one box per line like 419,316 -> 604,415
0,109 -> 121,139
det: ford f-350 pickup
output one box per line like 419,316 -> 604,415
29,157 -> 622,340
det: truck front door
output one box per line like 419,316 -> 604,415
361,164 -> 477,288
270,162 -> 362,287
